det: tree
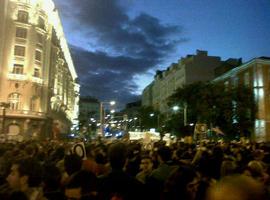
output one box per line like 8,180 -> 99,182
168,81 -> 256,139
137,106 -> 164,132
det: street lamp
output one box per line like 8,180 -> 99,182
172,106 -> 180,111
0,102 -> 10,136
172,105 -> 187,126
99,101 -> 115,136
150,113 -> 160,130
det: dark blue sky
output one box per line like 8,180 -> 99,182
54,0 -> 270,108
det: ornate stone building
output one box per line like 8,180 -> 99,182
0,0 -> 79,140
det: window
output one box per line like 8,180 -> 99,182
8,93 -> 21,110
16,27 -> 27,39
244,72 -> 250,86
17,10 -> 28,23
35,50 -> 42,62
224,81 -> 229,91
33,68 -> 40,77
12,64 -> 24,74
37,33 -> 43,44
232,76 -> 239,87
31,96 -> 40,111
38,17 -> 45,29
14,46 -> 25,57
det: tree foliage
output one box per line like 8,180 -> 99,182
167,81 -> 257,138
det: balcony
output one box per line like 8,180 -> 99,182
5,110 -> 46,119
32,77 -> 43,84
7,73 -> 27,81
15,37 -> 27,44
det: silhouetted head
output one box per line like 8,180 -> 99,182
108,142 -> 127,170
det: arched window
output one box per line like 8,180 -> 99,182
8,93 -> 21,110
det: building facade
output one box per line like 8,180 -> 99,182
214,57 -> 270,142
0,0 -> 79,139
142,50 -> 240,113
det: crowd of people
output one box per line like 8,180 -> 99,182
0,137 -> 269,200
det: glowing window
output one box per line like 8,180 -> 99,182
17,10 -> 29,23
14,46 -> 25,57
8,93 -> 21,110
12,64 -> 24,74
16,27 -> 27,38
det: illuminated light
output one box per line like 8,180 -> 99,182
110,109 -> 115,114
23,110 -> 29,114
110,101 -> 116,105
150,128 -> 156,133
150,113 -> 154,117
172,106 -> 180,111
259,88 -> 264,97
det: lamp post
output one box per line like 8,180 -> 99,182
99,101 -> 115,136
0,102 -> 10,136
150,113 -> 160,130
173,105 -> 187,126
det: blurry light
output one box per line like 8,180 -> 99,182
150,128 -> 156,133
173,106 -> 180,111
110,101 -> 116,105
110,109 -> 115,114
189,123 -> 194,126
150,113 -> 154,117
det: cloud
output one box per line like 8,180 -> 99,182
54,0 -> 187,108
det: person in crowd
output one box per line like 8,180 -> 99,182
220,160 -> 238,177
145,145 -> 178,199
207,175 -> 267,200
163,165 -> 200,200
136,155 -> 153,184
98,142 -> 144,200
42,164 -> 66,200
6,158 -> 46,200
62,153 -> 83,186
125,143 -> 142,177
65,170 -> 98,200
82,145 -> 98,176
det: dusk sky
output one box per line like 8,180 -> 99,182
54,0 -> 270,108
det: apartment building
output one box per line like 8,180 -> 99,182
214,57 -> 270,142
142,50 -> 240,113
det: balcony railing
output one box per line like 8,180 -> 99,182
7,73 -> 27,81
5,109 -> 46,118
32,76 -> 43,84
